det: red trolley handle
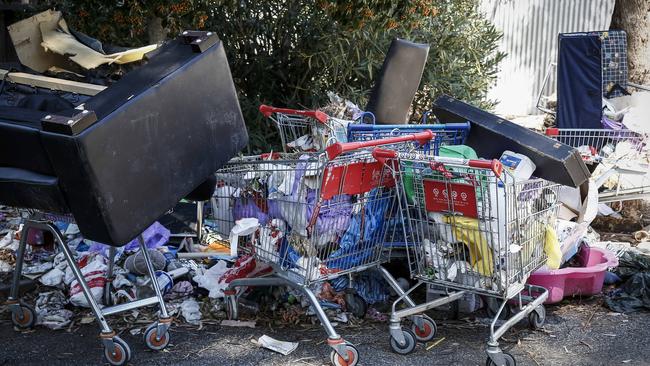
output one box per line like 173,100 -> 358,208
259,104 -> 329,124
545,127 -> 559,136
371,148 -> 503,177
326,130 -> 434,160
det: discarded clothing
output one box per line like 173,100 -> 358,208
327,189 -> 390,270
330,268 -> 390,304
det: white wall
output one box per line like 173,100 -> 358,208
481,0 -> 615,115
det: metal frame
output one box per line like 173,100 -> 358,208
545,127 -> 650,204
380,151 -> 557,365
6,213 -> 172,360
214,132 -> 435,365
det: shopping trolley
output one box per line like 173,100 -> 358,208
346,117 -> 472,251
259,104 -> 356,152
213,132 -> 434,366
374,149 -> 559,366
545,128 -> 650,204
347,111 -> 471,155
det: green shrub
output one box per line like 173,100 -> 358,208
53,0 -> 504,152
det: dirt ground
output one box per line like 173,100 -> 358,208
1,295 -> 648,366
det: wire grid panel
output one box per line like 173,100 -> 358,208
392,153 -> 559,299
269,112 -> 348,152
213,151 -> 399,286
347,122 -> 471,155
545,128 -> 647,164
601,30 -> 627,97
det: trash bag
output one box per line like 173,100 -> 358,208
605,272 -> 650,313
605,251 -> 650,313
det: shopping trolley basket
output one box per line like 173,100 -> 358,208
374,149 -> 559,366
213,131 -> 434,366
347,117 -> 472,250
260,104 -> 356,152
545,127 -> 650,204
347,111 -> 470,155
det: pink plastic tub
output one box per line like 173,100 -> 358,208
527,246 -> 619,304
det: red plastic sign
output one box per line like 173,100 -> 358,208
423,179 -> 478,218
321,161 -> 394,199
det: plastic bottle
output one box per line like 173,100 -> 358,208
499,150 -> 536,181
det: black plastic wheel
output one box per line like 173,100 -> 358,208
104,336 -> 131,366
486,352 -> 516,366
528,305 -> 546,330
411,315 -> 437,342
389,328 -> 417,355
345,291 -> 367,319
143,322 -> 170,351
330,343 -> 359,366
226,295 -> 238,320
11,304 -> 36,329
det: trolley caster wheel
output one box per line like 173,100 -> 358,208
329,343 -> 359,366
143,322 -> 170,351
486,352 -> 516,366
11,303 -> 36,329
389,328 -> 417,355
345,290 -> 367,319
528,305 -> 546,330
104,336 -> 131,366
411,315 -> 437,342
225,295 -> 238,320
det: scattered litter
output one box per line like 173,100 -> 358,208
221,320 -> 256,328
179,298 -> 202,325
35,291 -> 73,330
426,337 -> 446,351
257,334 -> 299,356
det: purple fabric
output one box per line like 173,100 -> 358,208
232,196 -> 272,224
306,189 -> 352,238
123,221 -> 170,251
601,115 -> 625,130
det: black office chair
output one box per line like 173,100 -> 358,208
0,31 -> 248,365
365,38 -> 430,124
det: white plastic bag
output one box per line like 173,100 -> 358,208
180,298 -> 202,325
68,254 -> 107,308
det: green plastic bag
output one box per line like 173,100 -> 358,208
404,145 -> 479,203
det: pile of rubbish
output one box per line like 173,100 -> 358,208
0,205 -> 396,331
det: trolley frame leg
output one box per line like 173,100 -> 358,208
486,285 -> 548,366
226,275 -> 350,361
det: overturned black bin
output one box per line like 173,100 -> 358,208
0,31 -> 247,364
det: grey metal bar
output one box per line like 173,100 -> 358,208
490,286 -> 548,342
137,235 -> 169,318
8,221 -> 30,300
392,291 -> 465,321
51,222 -> 112,333
102,297 -> 159,316
378,266 -> 416,308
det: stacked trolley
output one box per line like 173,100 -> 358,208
545,128 -> 650,204
261,104 -> 471,248
374,149 -> 559,366
347,111 -> 470,155
213,132 -> 434,366
259,105 -> 350,152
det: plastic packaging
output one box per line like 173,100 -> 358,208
499,150 -> 536,181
